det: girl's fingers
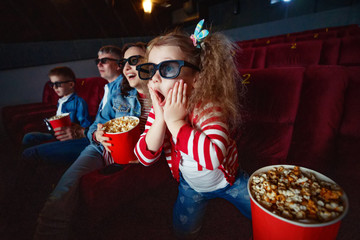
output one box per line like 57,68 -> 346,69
177,80 -> 183,103
172,82 -> 178,103
166,88 -> 173,106
182,83 -> 187,104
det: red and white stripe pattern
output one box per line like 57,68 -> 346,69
135,103 -> 239,185
103,148 -> 114,165
138,94 -> 151,133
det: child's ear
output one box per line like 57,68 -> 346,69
70,81 -> 75,88
116,65 -> 122,72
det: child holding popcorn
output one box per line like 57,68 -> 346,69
22,66 -> 92,148
134,20 -> 251,239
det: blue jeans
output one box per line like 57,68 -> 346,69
17,137 -> 90,198
173,171 -> 252,239
22,132 -> 55,149
34,143 -> 105,240
22,137 -> 90,166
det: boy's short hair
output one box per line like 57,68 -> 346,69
48,66 -> 76,82
98,45 -> 123,59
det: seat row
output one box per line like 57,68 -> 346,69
235,36 -> 360,69
237,24 -> 360,48
72,65 -> 360,239
1,77 -> 107,144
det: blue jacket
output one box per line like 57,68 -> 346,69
60,93 -> 92,128
87,75 -> 141,143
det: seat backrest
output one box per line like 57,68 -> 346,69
235,47 -> 255,69
236,67 -> 305,173
334,66 -> 360,177
335,24 -> 360,37
252,36 -> 284,47
287,65 -> 348,173
237,40 -> 253,49
252,47 -> 266,69
42,83 -> 59,105
265,40 -> 323,68
338,66 -> 360,139
319,38 -> 341,65
75,77 -> 107,120
295,31 -> 338,41
338,36 -> 360,66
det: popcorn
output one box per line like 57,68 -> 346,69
250,166 -> 345,223
48,113 -> 68,121
102,116 -> 139,133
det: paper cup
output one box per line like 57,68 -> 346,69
103,116 -> 140,164
47,113 -> 71,132
248,165 -> 348,240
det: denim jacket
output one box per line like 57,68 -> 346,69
60,93 -> 92,128
87,75 -> 141,143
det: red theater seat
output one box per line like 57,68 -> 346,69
235,47 -> 255,69
334,24 -> 360,37
252,36 -> 284,47
319,38 -> 341,65
237,67 -> 305,173
2,77 -> 107,145
265,40 -> 323,68
338,36 -> 360,66
295,31 -> 338,41
287,65 -> 348,174
252,47 -> 266,69
237,40 -> 253,48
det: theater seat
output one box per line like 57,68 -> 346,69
252,47 -> 266,69
252,36 -> 284,47
235,47 -> 255,69
237,40 -> 253,49
319,38 -> 341,65
75,77 -> 108,119
265,40 -> 323,68
295,31 -> 338,41
338,36 -> 360,66
237,67 -> 305,174
287,65 -> 348,174
334,66 -> 360,180
2,77 -> 107,145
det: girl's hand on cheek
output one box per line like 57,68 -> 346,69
164,80 -> 187,127
148,86 -> 164,121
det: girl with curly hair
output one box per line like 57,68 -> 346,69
135,20 -> 251,239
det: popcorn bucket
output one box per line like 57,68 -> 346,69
47,113 -> 71,133
103,116 -> 140,164
248,165 -> 349,240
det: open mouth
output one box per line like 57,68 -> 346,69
154,90 -> 166,106
126,73 -> 136,81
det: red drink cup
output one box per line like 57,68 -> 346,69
248,165 -> 349,240
103,116 -> 140,164
47,113 -> 72,133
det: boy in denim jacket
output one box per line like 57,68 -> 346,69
22,66 -> 92,148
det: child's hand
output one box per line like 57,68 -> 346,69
144,82 -> 167,152
164,80 -> 188,136
54,124 -> 84,141
148,83 -> 164,122
94,123 -> 111,152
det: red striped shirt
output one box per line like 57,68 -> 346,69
134,103 -> 239,185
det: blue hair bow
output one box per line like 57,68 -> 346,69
190,19 -> 209,48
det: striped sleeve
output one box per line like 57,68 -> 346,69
134,107 -> 163,166
176,106 -> 231,170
